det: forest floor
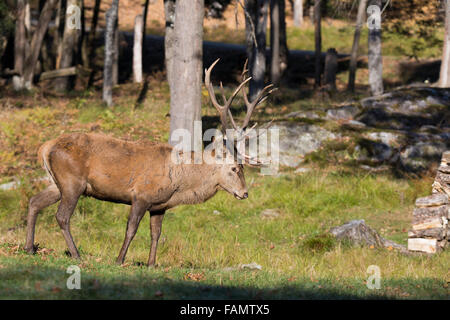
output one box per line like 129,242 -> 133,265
0,12 -> 448,299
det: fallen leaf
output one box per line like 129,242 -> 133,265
154,290 -> 164,297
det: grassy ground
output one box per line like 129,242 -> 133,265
0,81 -> 449,299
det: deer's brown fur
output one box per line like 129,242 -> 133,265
24,59 -> 272,266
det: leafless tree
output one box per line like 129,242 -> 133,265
168,0 -> 204,152
293,0 -> 303,27
245,0 -> 270,102
347,0 -> 368,92
314,0 -> 321,88
103,0 -> 119,106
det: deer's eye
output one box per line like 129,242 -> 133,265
232,167 -> 238,173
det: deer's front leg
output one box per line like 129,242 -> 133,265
116,199 -> 149,265
148,210 -> 165,267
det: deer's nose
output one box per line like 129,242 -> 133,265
242,192 -> 248,199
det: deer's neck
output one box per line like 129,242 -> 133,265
170,163 -> 220,205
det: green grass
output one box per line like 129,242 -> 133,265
0,169 -> 448,299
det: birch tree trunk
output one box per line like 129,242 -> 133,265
112,5 -> 119,86
347,0 -> 368,92
314,0 -> 321,88
245,0 -> 269,102
367,0 -> 383,96
164,0 -> 176,88
133,14 -> 143,83
439,0 -> 450,87
103,0 -> 118,106
279,0 -> 288,75
55,0 -> 82,91
293,0 -> 303,27
168,0 -> 204,153
12,0 -> 26,90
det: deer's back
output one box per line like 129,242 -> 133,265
42,133 -> 175,204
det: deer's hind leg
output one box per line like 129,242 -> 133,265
148,210 -> 165,267
25,184 -> 61,253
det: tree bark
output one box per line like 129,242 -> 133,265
270,0 -> 280,86
293,0 -> 303,27
439,0 -> 450,87
21,0 -> 59,89
164,0 -> 176,88
112,3 -> 119,85
279,0 -> 288,77
168,0 -> 204,153
323,48 -> 337,91
55,0 -> 82,91
347,0 -> 368,92
133,14 -> 143,83
314,0 -> 321,88
245,0 -> 269,102
367,0 -> 383,96
103,0 -> 119,106
12,0 -> 26,90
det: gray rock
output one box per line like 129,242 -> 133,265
239,262 -> 262,270
270,122 -> 338,167
400,142 -> 447,171
342,120 -> 367,129
329,219 -> 406,251
365,131 -> 401,147
325,105 -> 359,121
294,167 -> 311,174
260,209 -> 281,218
285,110 -> 322,120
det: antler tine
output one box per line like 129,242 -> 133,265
205,58 -> 251,133
241,83 -> 275,130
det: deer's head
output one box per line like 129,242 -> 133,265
204,59 -> 275,200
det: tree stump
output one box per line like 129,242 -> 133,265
323,48 -> 338,91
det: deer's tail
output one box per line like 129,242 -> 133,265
38,139 -> 58,186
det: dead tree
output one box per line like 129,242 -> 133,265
133,14 -> 143,83
347,0 -> 368,92
13,0 -> 59,90
103,0 -> 118,106
168,0 -> 204,151
367,0 -> 383,96
55,0 -> 82,91
439,0 -> 450,87
245,0 -> 270,102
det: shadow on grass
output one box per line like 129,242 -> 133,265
0,262 -> 446,300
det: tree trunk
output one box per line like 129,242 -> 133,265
314,0 -> 321,88
55,0 -> 82,91
21,0 -> 59,89
323,48 -> 337,91
245,0 -> 269,102
12,0 -> 26,90
164,0 -> 176,88
293,0 -> 303,27
112,4 -> 119,85
133,14 -> 143,83
168,0 -> 204,153
367,0 -> 383,96
270,0 -> 280,86
279,0 -> 288,77
439,0 -> 450,87
103,0 -> 119,106
141,0 -> 149,65
347,0 -> 368,92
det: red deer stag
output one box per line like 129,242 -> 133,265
24,59 -> 274,266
